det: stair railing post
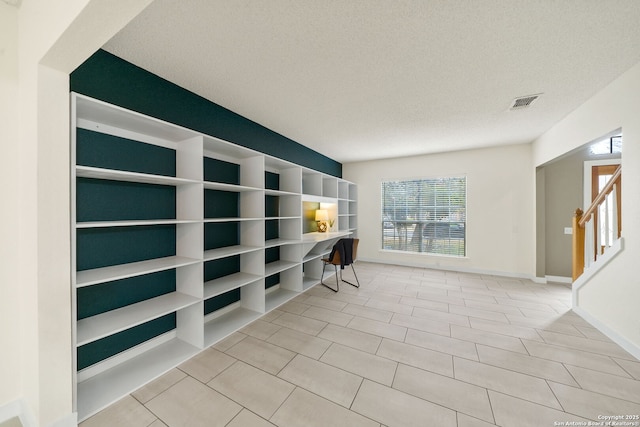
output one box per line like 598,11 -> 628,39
572,208 -> 585,281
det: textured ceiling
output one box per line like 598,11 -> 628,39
104,0 -> 640,163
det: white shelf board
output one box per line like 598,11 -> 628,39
265,260 -> 299,276
77,337 -> 199,421
301,194 -> 336,203
76,256 -> 201,288
75,94 -> 198,143
203,307 -> 262,347
203,245 -> 263,261
76,219 -> 200,229
265,216 -> 300,221
204,272 -> 262,299
264,238 -> 302,248
302,231 -> 351,243
265,189 -> 300,197
265,288 -> 299,311
203,181 -> 262,192
204,217 -> 262,223
303,252 -> 328,263
77,292 -> 200,346
76,166 -> 199,186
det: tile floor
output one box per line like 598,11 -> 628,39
80,262 -> 640,427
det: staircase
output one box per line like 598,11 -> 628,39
572,165 -> 622,281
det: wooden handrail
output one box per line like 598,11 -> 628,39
579,165 -> 621,227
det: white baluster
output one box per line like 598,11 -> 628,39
612,183 -> 618,242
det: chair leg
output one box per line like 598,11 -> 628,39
339,264 -> 360,288
320,261 -> 339,292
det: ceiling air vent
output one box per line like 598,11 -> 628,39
509,93 -> 542,110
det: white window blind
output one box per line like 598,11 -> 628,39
382,176 -> 466,256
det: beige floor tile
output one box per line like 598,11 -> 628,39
270,387 -> 378,427
304,295 -> 348,311
301,305 -> 354,327
320,343 -> 397,386
317,323 -> 382,353
0,418 -> 22,427
145,377 -> 241,427
351,379 -> 456,427
538,330 -> 635,360
522,339 -> 631,377
80,395 -> 157,427
132,368 -> 187,404
548,381 -> 640,421
148,420 -> 167,427
225,336 -> 296,375
469,318 -> 543,341
212,332 -> 247,352
208,361 -> 294,419
454,357 -> 562,409
278,354 -> 363,407
574,325 -> 613,342
260,309 -> 284,323
405,328 -> 478,360
177,347 -> 236,383
365,298 -> 414,315
239,320 -> 282,340
376,339 -> 453,377
393,364 -> 494,422
272,312 -> 327,335
449,304 -> 509,323
359,290 -> 402,304
278,301 -> 311,315
347,317 -> 407,341
565,365 -> 640,403
463,299 -> 523,315
398,296 -> 449,312
506,314 -> 584,337
389,313 -> 450,336
615,357 -> 640,380
226,409 -> 275,427
451,325 -> 528,354
342,303 -> 393,322
489,390 -> 590,427
323,290 -> 369,306
495,296 -> 557,312
412,306 -> 470,327
266,327 -> 332,359
476,344 -> 578,386
456,413 -> 497,427
447,290 -> 498,303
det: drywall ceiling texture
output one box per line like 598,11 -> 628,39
103,0 -> 640,163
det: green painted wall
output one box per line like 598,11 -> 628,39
71,49 -> 342,177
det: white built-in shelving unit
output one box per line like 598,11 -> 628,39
71,93 -> 357,421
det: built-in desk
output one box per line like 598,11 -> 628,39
301,231 -> 352,290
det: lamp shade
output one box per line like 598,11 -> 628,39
315,209 -> 328,221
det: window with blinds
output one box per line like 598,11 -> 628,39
381,176 -> 466,256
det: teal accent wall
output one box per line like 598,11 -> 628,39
71,50 -> 342,177
77,314 -> 176,370
77,128 -> 177,176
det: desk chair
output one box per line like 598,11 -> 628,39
320,238 -> 360,292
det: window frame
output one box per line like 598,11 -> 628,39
381,175 -> 467,257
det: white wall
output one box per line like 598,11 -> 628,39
0,1 -> 151,425
0,1 -> 22,411
343,143 -> 535,277
532,61 -> 640,355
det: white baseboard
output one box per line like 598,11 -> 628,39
359,257 -> 536,282
0,399 -> 36,427
573,304 -> 640,361
545,275 -> 572,284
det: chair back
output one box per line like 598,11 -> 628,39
329,238 -> 359,265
